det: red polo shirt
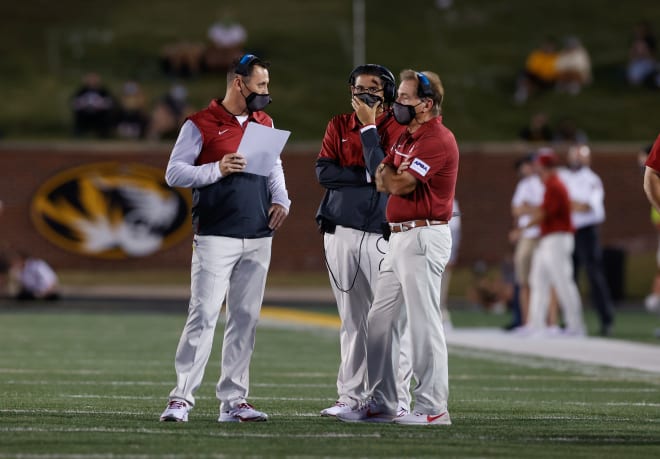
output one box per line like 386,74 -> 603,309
540,172 -> 573,236
645,134 -> 660,172
318,111 -> 403,167
383,116 -> 459,222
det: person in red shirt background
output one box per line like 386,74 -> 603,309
643,134 -> 660,212
514,148 -> 586,336
642,134 -> 660,337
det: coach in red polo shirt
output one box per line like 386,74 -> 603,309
643,134 -> 660,211
338,69 -> 458,426
524,149 -> 586,336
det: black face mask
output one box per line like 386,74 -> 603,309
393,101 -> 421,125
354,92 -> 383,108
241,81 -> 271,112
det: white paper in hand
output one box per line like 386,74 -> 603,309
237,122 -> 291,176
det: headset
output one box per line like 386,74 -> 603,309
348,64 -> 396,104
235,53 -> 263,76
416,71 -> 435,98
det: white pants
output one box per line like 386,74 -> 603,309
528,232 -> 585,333
168,234 -> 272,412
324,226 -> 412,409
367,225 -> 451,415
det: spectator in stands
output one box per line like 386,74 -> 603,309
634,20 -> 658,54
202,14 -> 247,74
116,81 -> 149,140
9,250 -> 60,301
555,36 -> 592,95
626,21 -> 659,88
519,112 -> 554,142
553,117 -> 588,145
514,37 -> 559,104
146,84 -> 194,141
71,72 -> 117,138
160,41 -> 205,78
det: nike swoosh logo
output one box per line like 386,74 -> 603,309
218,129 -> 229,135
427,412 -> 447,423
341,138 -> 349,142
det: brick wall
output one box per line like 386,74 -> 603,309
0,141 -> 654,273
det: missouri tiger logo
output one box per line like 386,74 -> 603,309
31,162 -> 191,259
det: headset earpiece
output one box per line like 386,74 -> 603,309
235,54 -> 259,76
416,72 -> 435,99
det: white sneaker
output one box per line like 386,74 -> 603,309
397,406 -> 410,417
561,326 -> 586,338
335,401 -> 395,423
393,410 -> 452,426
159,399 -> 190,422
219,402 -> 268,422
645,294 -> 660,313
544,325 -> 563,337
320,401 -> 352,417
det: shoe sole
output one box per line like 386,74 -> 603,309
159,416 -> 187,422
218,416 -> 268,423
321,410 -> 351,417
392,419 -> 452,425
336,416 -> 393,423
392,415 -> 452,426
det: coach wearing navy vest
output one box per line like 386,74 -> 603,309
160,54 -> 290,423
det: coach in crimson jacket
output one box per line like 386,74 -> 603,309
314,65 -> 412,418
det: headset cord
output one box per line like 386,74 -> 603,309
323,184 -> 380,293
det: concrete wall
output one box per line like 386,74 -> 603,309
0,141 -> 654,274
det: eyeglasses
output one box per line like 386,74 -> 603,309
352,85 -> 383,94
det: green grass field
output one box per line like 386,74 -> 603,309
1,307 -> 659,458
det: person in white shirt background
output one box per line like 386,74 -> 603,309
509,153 -> 545,329
559,144 -> 615,336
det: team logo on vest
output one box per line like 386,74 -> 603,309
31,162 -> 191,259
410,158 -> 430,176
